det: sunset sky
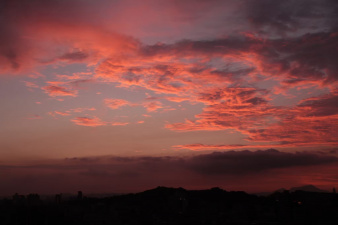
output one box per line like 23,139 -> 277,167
1,0 -> 337,196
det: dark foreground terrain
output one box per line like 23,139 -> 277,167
1,187 -> 337,225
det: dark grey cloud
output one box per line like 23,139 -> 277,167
1,149 -> 337,195
245,0 -> 338,34
59,51 -> 89,62
298,93 -> 338,117
3,149 -> 336,173
187,149 -> 338,175
7,149 -> 334,177
139,29 -> 338,85
244,97 -> 268,105
139,36 -> 255,58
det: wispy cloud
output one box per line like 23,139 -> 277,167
104,98 -> 132,109
42,85 -> 78,97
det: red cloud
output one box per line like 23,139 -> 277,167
167,89 -> 338,148
104,98 -> 166,113
245,91 -> 338,146
2,0 -> 337,150
0,0 -> 139,74
166,87 -> 277,131
95,33 -> 337,147
40,29 -> 338,146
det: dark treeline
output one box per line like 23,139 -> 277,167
0,187 -> 337,225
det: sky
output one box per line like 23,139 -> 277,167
0,0 -> 337,196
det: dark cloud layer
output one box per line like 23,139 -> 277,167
188,149 -> 337,175
298,92 -> 338,117
1,149 -> 337,195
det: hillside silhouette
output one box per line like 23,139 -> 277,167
0,186 -> 337,225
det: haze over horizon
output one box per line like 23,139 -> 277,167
0,0 -> 337,196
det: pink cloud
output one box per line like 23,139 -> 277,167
143,101 -> 163,112
170,91 -> 338,149
49,111 -> 71,118
70,107 -> 96,113
2,0 -> 337,153
166,87 -> 276,131
54,111 -> 71,116
164,96 -> 193,103
245,91 -> 338,146
111,122 -> 129,126
0,0 -> 140,74
173,143 -> 334,151
71,116 -> 129,127
26,115 -> 42,120
23,81 -> 39,89
42,85 -> 77,97
56,72 -> 93,81
104,98 -> 132,109
33,29 -> 338,147
71,117 -> 106,127
104,98 -> 166,113
166,88 -> 338,148
97,31 -> 338,96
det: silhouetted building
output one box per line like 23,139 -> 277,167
2,187 -> 338,225
27,193 -> 40,205
77,191 -> 83,200
55,194 -> 62,204
12,193 -> 25,205
169,188 -> 189,213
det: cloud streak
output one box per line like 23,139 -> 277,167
71,117 -> 106,127
43,85 -> 78,97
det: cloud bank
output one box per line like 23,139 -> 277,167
1,149 -> 337,195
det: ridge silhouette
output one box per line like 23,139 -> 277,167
0,186 -> 337,225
